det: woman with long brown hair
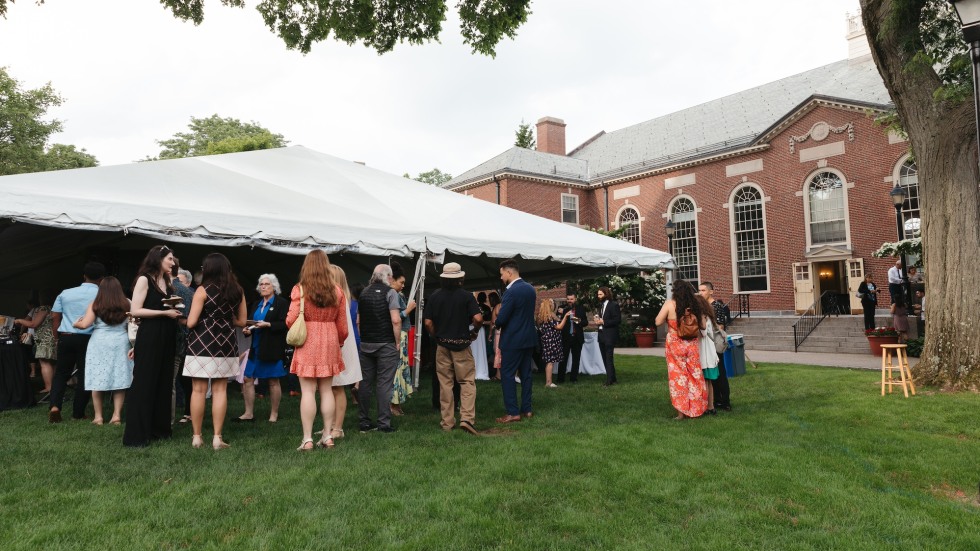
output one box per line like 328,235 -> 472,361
183,253 -> 246,450
287,250 -> 349,451
655,279 -> 708,419
124,245 -> 182,447
73,276 -> 133,425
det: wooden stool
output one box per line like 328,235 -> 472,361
880,344 -> 916,397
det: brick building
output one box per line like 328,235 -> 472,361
443,15 -> 917,315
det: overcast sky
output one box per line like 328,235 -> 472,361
1,0 -> 862,178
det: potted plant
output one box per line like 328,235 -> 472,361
865,326 -> 900,356
634,326 -> 655,348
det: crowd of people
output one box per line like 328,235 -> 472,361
11,245 -> 741,449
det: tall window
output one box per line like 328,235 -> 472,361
618,207 -> 640,244
898,160 -> 920,238
807,171 -> 846,245
561,194 -> 579,225
669,198 -> 699,282
732,185 -> 768,291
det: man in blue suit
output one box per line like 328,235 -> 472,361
493,259 -> 537,423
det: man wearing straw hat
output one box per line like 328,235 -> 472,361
424,262 -> 483,435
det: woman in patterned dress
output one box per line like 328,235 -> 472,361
287,250 -> 348,451
655,280 -> 708,420
389,268 -> 415,416
15,293 -> 56,394
535,299 -> 567,388
183,253 -> 246,450
73,277 -> 132,425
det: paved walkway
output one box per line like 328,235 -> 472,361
617,345 -> 901,371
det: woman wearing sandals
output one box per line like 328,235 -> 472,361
287,250 -> 349,451
73,277 -> 132,425
326,265 -> 362,441
236,274 -> 289,424
183,253 -> 246,450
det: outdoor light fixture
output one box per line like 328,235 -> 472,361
664,220 -> 676,237
949,0 -> 980,168
889,185 -> 912,303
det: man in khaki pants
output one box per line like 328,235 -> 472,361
423,263 -> 483,435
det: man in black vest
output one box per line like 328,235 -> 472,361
357,264 -> 402,433
556,293 -> 587,383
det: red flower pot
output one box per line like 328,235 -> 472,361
634,332 -> 654,348
867,335 -> 899,356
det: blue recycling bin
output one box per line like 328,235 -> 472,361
723,334 -> 746,377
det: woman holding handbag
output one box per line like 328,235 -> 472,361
287,250 -> 348,451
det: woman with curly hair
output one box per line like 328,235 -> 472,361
287,250 -> 348,451
655,279 -> 708,419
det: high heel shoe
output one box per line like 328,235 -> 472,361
212,435 -> 230,450
297,438 -> 314,451
192,435 -> 204,449
316,434 -> 335,449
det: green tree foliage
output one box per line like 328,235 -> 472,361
0,67 -> 97,175
514,119 -> 535,149
152,114 -> 288,160
1,1 -> 532,56
403,167 -> 452,185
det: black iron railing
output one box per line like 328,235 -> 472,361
792,291 -> 837,352
730,293 -> 751,320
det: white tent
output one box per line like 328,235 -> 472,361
0,146 -> 673,291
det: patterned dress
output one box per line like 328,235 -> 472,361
391,294 -> 414,405
33,306 -> 57,361
287,285 -> 348,378
84,318 -> 133,391
183,285 -> 240,379
665,319 -> 708,417
537,319 -> 563,364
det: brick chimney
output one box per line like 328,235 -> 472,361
536,116 -> 566,156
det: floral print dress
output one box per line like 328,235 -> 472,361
665,319 -> 708,417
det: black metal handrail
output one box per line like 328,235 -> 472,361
730,293 -> 751,320
792,291 -> 836,352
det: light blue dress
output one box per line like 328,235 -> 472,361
84,318 -> 134,391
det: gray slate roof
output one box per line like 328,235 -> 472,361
445,57 -> 892,189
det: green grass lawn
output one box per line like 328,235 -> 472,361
1,356 -> 978,550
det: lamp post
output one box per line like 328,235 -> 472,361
664,220 -> 676,299
890,185 -> 912,305
949,0 -> 980,169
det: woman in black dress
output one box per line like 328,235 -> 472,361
123,245 -> 182,448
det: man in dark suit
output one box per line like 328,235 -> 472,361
592,286 -> 621,386
493,259 -> 537,423
557,293 -> 588,383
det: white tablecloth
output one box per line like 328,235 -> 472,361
558,331 -> 605,375
472,327 -> 490,380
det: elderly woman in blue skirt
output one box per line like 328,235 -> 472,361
235,274 -> 289,423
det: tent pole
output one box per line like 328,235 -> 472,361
410,253 -> 427,390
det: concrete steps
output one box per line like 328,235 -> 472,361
727,315 -> 898,355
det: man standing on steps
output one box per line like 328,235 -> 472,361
699,282 -> 732,411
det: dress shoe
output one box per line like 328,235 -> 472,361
359,423 -> 378,433
495,415 -> 521,424
378,426 -> 397,433
48,409 -> 62,423
460,420 -> 479,435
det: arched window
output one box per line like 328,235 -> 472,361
731,185 -> 769,292
807,171 -> 846,245
898,159 -> 920,238
669,197 -> 699,282
618,207 -> 640,245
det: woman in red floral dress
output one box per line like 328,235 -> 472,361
655,280 -> 708,419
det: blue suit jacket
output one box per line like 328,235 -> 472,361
494,278 -> 538,350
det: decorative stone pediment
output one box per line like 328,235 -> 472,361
789,121 -> 854,153
805,244 -> 853,261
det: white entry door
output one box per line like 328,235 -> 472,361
793,262 -> 814,313
847,258 -> 865,314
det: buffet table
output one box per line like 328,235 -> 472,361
557,331 -> 605,375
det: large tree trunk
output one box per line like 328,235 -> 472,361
862,0 -> 980,389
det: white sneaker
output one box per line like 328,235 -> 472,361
547,383 -> 558,388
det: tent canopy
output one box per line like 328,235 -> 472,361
0,146 -> 673,293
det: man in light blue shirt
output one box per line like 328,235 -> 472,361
48,261 -> 104,423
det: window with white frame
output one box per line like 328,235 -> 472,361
618,207 -> 640,244
807,171 -> 846,245
898,159 -> 920,238
561,194 -> 579,225
669,198 -> 699,282
732,185 -> 768,292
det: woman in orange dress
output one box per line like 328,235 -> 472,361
655,280 -> 708,419
287,250 -> 349,451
